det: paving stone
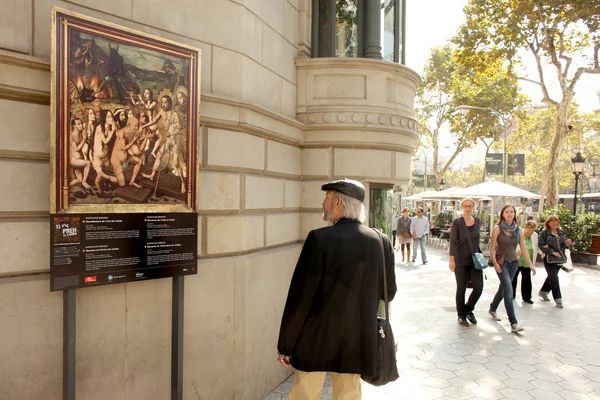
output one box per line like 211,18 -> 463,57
441,386 -> 474,399
505,370 -> 536,382
499,387 -> 533,399
421,376 -> 452,389
556,390 -> 594,400
469,386 -> 504,400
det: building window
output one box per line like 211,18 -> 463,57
312,0 -> 405,63
369,184 -> 394,236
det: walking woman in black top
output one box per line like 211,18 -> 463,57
538,214 -> 572,308
449,198 -> 483,327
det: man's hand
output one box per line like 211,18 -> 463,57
449,259 -> 456,272
531,266 -> 536,276
277,354 -> 292,367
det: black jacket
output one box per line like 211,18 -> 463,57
538,228 -> 569,255
277,218 -> 396,375
449,216 -> 481,265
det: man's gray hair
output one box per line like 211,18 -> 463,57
333,191 -> 366,223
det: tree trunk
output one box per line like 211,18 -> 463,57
541,100 -> 572,210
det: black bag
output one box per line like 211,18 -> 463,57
361,232 -> 400,386
547,251 -> 566,264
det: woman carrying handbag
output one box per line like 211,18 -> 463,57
449,198 -> 483,327
538,215 -> 573,308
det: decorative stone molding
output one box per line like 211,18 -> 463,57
297,57 -> 421,146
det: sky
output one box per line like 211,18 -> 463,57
404,0 -> 600,166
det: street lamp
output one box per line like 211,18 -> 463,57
571,151 -> 586,214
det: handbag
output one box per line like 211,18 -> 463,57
472,253 -> 488,270
362,231 -> 399,387
547,250 -> 567,264
488,251 -> 505,267
463,218 -> 488,270
401,231 -> 412,239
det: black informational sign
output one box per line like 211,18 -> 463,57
50,213 -> 198,291
485,153 -> 503,175
413,174 -> 436,188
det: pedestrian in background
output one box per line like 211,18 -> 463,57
449,198 -> 483,327
410,207 -> 429,264
512,220 -> 539,304
488,204 -> 535,333
538,215 -> 572,308
396,207 -> 412,262
277,179 -> 396,400
392,206 -> 400,251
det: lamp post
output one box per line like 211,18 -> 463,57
571,152 -> 585,214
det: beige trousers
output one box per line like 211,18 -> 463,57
288,370 -> 362,400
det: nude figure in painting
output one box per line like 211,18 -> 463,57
69,117 -> 92,189
111,109 -> 143,188
92,109 -> 118,188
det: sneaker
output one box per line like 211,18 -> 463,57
556,299 -> 564,308
466,312 -> 478,325
511,323 -> 524,333
457,316 -> 469,327
488,310 -> 501,321
423,260 -> 428,265
538,291 -> 550,301
524,299 -> 534,304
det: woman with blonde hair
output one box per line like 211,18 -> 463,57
538,215 -> 572,308
488,204 -> 535,333
449,198 -> 483,327
396,207 -> 412,262
512,220 -> 539,304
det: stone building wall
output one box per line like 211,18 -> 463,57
0,1 -> 419,399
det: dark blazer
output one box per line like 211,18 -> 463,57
449,216 -> 481,265
277,218 -> 396,375
538,228 -> 569,255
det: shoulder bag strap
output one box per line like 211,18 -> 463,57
375,230 -> 390,322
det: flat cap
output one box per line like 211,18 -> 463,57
321,179 -> 365,202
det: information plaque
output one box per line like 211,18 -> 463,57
50,213 -> 198,291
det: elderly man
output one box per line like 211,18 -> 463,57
277,179 -> 397,400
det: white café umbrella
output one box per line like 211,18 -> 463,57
403,190 -> 440,201
458,180 -> 542,199
422,186 -> 467,200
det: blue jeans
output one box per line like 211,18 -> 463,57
413,236 -> 427,262
490,260 -> 519,324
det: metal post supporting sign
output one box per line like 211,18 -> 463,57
63,289 -> 76,400
171,276 -> 184,400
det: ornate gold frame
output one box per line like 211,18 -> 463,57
50,8 -> 200,213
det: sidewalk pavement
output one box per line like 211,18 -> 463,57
265,244 -> 600,400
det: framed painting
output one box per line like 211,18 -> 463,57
50,8 -> 200,213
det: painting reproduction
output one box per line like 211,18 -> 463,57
51,9 -> 200,213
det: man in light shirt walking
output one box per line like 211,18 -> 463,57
410,207 -> 430,264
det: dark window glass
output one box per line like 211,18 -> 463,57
318,0 -> 333,57
313,0 -> 405,63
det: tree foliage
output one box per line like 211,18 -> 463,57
417,44 -> 523,190
455,0 -> 600,209
506,107 -> 599,193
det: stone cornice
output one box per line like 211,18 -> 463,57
296,57 -> 422,87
